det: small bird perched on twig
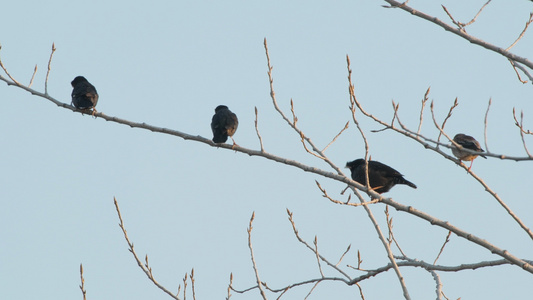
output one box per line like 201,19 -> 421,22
211,105 -> 238,146
346,159 -> 417,194
451,133 -> 487,171
71,76 -> 98,115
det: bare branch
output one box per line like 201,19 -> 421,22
254,106 -> 265,152
417,87 -> 430,136
382,0 -> 533,71
45,43 -> 56,95
512,108 -> 533,157
509,60 -> 529,83
508,60 -> 533,82
347,55 -> 411,300
304,282 -> 320,299
0,47 -> 21,85
463,0 -> 491,27
441,5 -> 461,30
28,65 -> 37,88
385,206 -> 406,257
335,244 -> 351,267
247,212 -> 268,300
435,98 -> 458,146
349,255 -> 533,285
322,121 -> 349,153
286,209 -> 352,280
484,99 -> 491,152
79,264 -> 87,300
506,12 -> 533,51
315,180 -> 379,207
313,236 -> 325,278
442,0 -> 491,31
114,197 -> 182,300
190,269 -> 196,300
381,197 -> 533,273
434,231 -> 452,265
355,282 -> 366,300
182,272 -> 188,300
226,273 -> 233,300
265,39 -> 348,171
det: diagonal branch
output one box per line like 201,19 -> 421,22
79,264 -> 87,300
114,197 -> 182,300
382,0 -> 533,72
247,212 -> 268,300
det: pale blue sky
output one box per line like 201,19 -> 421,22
1,1 -> 532,299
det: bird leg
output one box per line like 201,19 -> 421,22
468,160 -> 474,172
231,137 -> 238,150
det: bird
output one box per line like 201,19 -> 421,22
211,105 -> 238,146
71,76 -> 98,114
345,159 -> 417,194
451,133 -> 487,171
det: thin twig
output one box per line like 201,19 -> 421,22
509,59 -> 529,83
335,244 -> 351,267
382,197 -> 533,273
304,282 -> 320,300
44,42 -> 56,95
513,108 -> 533,157
508,60 -> 533,83
28,65 -> 37,88
264,38 -> 348,177
347,56 -> 411,300
385,206 -> 406,257
382,0 -> 533,70
315,181 -> 379,207
484,99 -> 491,152
254,107 -> 265,152
462,0 -> 491,27
322,121 -> 349,152
79,264 -> 87,300
183,272 -> 188,300
506,12 -> 533,51
0,47 -> 21,85
356,282 -> 366,300
347,55 -> 373,196
441,1 -> 491,31
190,269 -> 196,300
434,231 -> 452,265
441,6 -> 461,31
313,236 -> 325,278
247,212 -> 268,300
226,273 -> 233,300
114,197 -> 181,300
287,209 -> 352,280
417,87 -> 430,136
435,98 -> 459,146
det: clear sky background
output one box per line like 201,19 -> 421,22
1,1 -> 532,299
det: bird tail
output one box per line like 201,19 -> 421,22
212,134 -> 228,143
398,178 -> 417,189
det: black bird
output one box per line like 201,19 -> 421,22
71,76 -> 98,114
451,133 -> 487,171
211,105 -> 238,145
346,159 -> 417,194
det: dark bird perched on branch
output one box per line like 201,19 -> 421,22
71,76 -> 98,114
451,133 -> 487,171
211,105 -> 238,146
346,159 -> 417,194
